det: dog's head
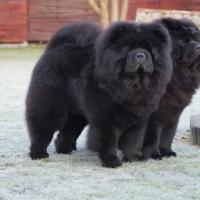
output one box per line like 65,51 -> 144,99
161,18 -> 200,89
161,18 -> 200,71
94,21 -> 172,105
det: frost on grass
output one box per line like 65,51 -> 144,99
0,47 -> 200,200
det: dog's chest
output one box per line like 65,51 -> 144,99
113,108 -> 137,131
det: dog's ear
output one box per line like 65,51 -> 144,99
160,17 -> 178,31
153,25 -> 169,43
146,22 -> 171,46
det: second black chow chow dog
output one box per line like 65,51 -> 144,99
143,18 -> 200,160
26,21 -> 172,167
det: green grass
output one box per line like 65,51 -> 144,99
0,45 -> 46,61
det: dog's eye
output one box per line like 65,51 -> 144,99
120,46 -> 130,55
188,27 -> 198,35
184,26 -> 200,41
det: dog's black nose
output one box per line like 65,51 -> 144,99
135,52 -> 146,62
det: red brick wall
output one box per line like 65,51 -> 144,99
1,0 -> 200,43
28,0 -> 99,42
0,0 -> 27,43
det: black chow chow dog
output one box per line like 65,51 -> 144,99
143,18 -> 200,160
86,21 -> 172,167
26,21 -> 172,168
26,22 -> 101,158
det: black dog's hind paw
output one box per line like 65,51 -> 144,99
55,139 -> 73,154
142,146 -> 162,160
160,148 -> 177,158
150,154 -> 162,160
29,152 -> 49,160
101,155 -> 122,168
123,152 -> 147,162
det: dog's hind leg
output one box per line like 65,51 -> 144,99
55,114 -> 87,154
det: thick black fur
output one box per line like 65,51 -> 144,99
26,22 -> 100,159
26,21 -> 172,168
143,18 -> 200,160
86,21 -> 172,166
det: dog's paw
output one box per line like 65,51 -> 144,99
101,155 -> 122,168
143,146 -> 162,160
123,151 -> 146,162
29,152 -> 49,160
150,154 -> 162,160
55,139 -> 72,154
160,148 -> 177,158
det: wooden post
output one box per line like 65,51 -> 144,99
119,0 -> 129,21
190,114 -> 200,145
110,0 -> 119,23
86,0 -> 129,28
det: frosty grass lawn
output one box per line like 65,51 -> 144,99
0,46 -> 200,200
